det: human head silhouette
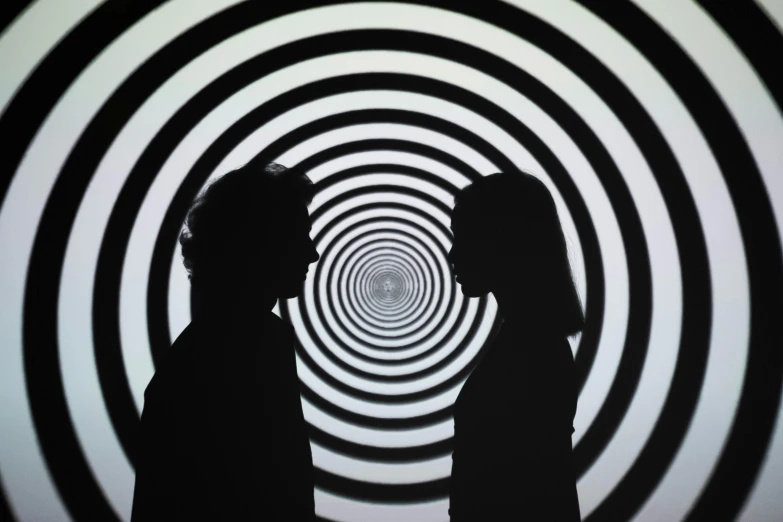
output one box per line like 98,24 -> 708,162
448,172 -> 583,336
180,161 -> 320,314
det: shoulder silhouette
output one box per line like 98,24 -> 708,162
130,161 -> 319,521
447,172 -> 584,521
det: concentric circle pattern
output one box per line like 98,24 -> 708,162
0,2 -> 782,521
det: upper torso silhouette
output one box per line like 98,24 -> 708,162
449,319 -> 580,521
130,309 -> 314,521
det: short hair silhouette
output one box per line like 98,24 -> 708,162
453,171 -> 584,336
132,161 -> 318,521
179,160 -> 315,289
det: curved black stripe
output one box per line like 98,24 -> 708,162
360,269 -> 413,317
577,1 -> 778,520
0,0 -> 33,38
244,93 -> 601,366
311,167 -> 455,243
146,65 -> 607,474
313,467 -> 448,503
308,195 -> 461,371
354,257 -> 420,320
8,0 -> 779,517
316,218 -> 458,369
313,165 -> 455,345
281,291 -> 490,403
339,242 -> 431,339
295,138 -> 483,183
315,162 -> 461,197
0,474 -> 17,522
17,1 -> 168,519
363,270 -> 410,313
250,105 -> 513,174
698,1 -> 783,116
307,238 -> 463,381
356,252 -> 422,317
300,380 -> 454,430
240,73 -> 622,477
308,423 -> 453,462
319,222 -> 447,352
418,3 -> 701,511
0,0 -> 163,207
351,251 -> 423,323
148,106 -> 493,377
315,188 -> 451,347
351,251 -> 422,323
307,199 -> 462,369
361,264 -> 416,315
86,24 -> 610,482
18,4 -> 648,512
125,39 -> 608,410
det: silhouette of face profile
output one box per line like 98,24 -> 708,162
448,208 -> 497,298
180,162 -> 320,310
270,202 -> 320,299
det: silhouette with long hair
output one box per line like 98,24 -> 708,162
447,172 -> 583,521
130,161 -> 320,521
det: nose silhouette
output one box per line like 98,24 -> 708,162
447,245 -> 455,265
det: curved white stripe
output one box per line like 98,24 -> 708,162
167,123 -> 488,347
101,12 -> 624,520
0,0 -> 102,117
756,0 -> 783,35
0,1 -> 104,520
494,2 -> 695,518
344,238 -> 430,330
314,489 -> 449,522
307,150 -> 472,190
304,193 -> 462,360
0,4 -> 718,522
328,232 -> 442,347
336,227 -> 443,338
1,1 -> 247,520
317,211 -> 448,347
290,294 -> 494,396
312,442 -> 452,484
297,357 -> 463,419
504,0 -> 747,519
133,43 -> 607,418
632,1 -> 781,521
343,245 -> 432,331
302,397 -> 455,448
276,123 -> 499,177
192,51 -> 622,448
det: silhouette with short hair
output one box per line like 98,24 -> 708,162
130,161 -> 320,521
447,172 -> 583,521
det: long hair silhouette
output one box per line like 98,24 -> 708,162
450,171 -> 583,335
448,171 -> 583,521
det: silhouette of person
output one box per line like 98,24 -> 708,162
130,161 -> 320,521
447,172 -> 583,521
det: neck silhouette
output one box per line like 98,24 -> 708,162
492,280 -> 558,338
192,278 -> 278,324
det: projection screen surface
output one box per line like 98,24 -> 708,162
0,1 -> 782,521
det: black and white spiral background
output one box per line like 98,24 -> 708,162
1,1 -> 782,521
